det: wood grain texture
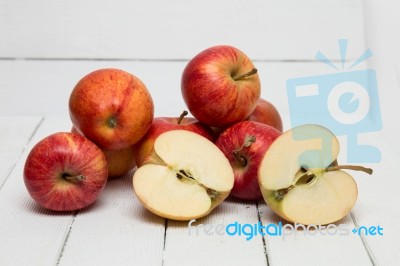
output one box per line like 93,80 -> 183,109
57,172 -> 166,266
0,116 -> 74,265
0,60 -> 367,119
259,201 -> 373,266
163,198 -> 267,266
0,0 -> 364,60
0,116 -> 42,186
1,1 -> 399,264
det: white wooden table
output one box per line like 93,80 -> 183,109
1,1 -> 399,265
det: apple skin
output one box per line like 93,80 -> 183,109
69,68 -> 154,150
71,127 -> 136,178
23,132 -> 108,211
181,45 -> 261,127
247,98 -> 283,132
103,148 -> 136,178
134,114 -> 214,167
215,121 -> 281,200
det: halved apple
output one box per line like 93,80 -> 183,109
133,130 -> 234,220
258,124 -> 372,225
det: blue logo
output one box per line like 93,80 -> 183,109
287,39 -> 382,163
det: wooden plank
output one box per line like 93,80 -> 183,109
343,65 -> 400,265
0,115 -> 75,265
0,0 -> 364,60
0,60 -> 368,118
163,198 -> 268,266
57,172 -> 166,266
0,116 -> 42,186
259,201 -> 373,266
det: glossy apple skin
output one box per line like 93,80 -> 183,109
71,127 -> 136,178
247,98 -> 283,132
134,116 -> 214,167
23,132 -> 108,211
103,148 -> 136,178
181,45 -> 261,127
69,68 -> 154,150
215,121 -> 281,200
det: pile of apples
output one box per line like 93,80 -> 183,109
23,45 -> 372,225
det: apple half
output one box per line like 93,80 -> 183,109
258,124 -> 372,225
133,130 -> 234,220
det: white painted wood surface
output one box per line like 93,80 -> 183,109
0,0 -> 364,60
1,0 -> 400,265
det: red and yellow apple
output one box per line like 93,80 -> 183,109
71,127 -> 136,178
134,111 -> 214,167
23,132 -> 108,211
103,148 -> 136,178
216,121 -> 281,200
69,68 -> 154,150
247,98 -> 283,132
181,45 -> 261,127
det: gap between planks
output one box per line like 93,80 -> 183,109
0,117 -> 44,191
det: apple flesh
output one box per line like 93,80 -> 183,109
258,124 -> 372,225
181,45 -> 261,127
133,130 -> 234,220
134,111 -> 214,167
69,68 -> 154,150
23,132 -> 108,211
247,98 -> 283,132
216,121 -> 281,200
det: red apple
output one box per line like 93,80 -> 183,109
23,132 -> 108,211
247,98 -> 283,132
181,45 -> 261,127
215,121 -> 281,200
69,68 -> 154,150
71,127 -> 136,178
103,148 -> 136,178
134,111 -> 214,167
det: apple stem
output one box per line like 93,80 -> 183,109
177,110 -> 189,125
232,68 -> 258,81
233,135 -> 256,167
326,165 -> 373,175
63,174 -> 86,181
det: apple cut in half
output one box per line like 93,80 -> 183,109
258,124 -> 372,225
133,130 -> 234,220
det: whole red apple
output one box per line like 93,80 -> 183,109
181,45 -> 261,127
247,98 -> 283,132
134,111 -> 214,167
215,121 -> 281,200
23,132 -> 108,211
69,68 -> 154,150
71,127 -> 136,178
